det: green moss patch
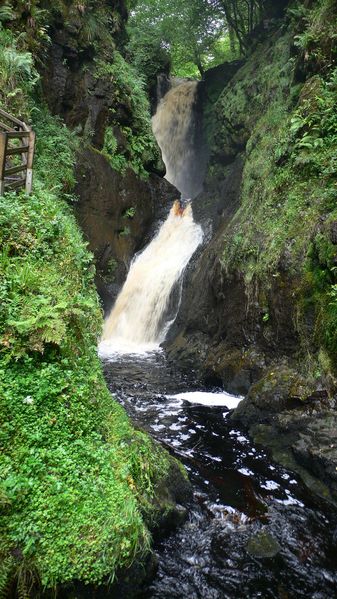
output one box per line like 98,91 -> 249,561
0,103 -> 171,596
208,0 -> 337,373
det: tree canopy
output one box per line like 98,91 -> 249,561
128,0 -> 269,78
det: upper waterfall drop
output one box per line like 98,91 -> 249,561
152,80 -> 207,200
99,80 -> 205,355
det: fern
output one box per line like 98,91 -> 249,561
16,562 -> 41,599
0,557 -> 14,599
0,3 -> 15,22
3,48 -> 35,78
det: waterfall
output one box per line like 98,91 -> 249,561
152,81 -> 206,200
99,81 -> 204,355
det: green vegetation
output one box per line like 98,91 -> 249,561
128,0 -> 228,77
1,0 -> 336,593
0,112 -> 172,594
0,23 -> 38,115
210,0 -> 337,371
97,51 -> 160,178
1,0 -> 161,180
0,8 -> 175,596
0,0 -> 124,54
128,0 -> 268,78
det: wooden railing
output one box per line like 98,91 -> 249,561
0,108 -> 35,196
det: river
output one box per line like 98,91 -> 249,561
102,349 -> 337,599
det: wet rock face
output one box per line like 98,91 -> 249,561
292,414 -> 337,499
165,152 -> 300,396
229,369 -> 337,505
40,1 -> 128,147
74,147 -> 177,312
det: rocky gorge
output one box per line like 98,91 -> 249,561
42,0 -> 337,532
1,0 -> 337,596
163,0 -> 337,507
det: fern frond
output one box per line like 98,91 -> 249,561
0,3 -> 15,22
0,556 -> 14,599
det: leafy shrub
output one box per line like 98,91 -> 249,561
0,25 -> 38,115
0,89 -> 170,595
32,108 -> 80,193
96,51 -> 160,178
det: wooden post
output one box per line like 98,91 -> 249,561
25,130 -> 35,194
0,132 -> 7,196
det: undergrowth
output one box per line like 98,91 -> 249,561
0,112 -> 171,594
0,12 -> 171,594
96,51 -> 160,179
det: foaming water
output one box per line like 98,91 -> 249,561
152,80 -> 207,199
165,391 -> 243,409
100,202 -> 203,353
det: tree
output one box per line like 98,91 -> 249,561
209,0 -> 268,54
128,0 -> 228,78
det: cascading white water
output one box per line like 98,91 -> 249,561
100,201 -> 203,354
152,81 -> 206,199
99,80 -> 204,355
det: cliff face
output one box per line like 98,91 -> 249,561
40,0 -> 128,140
74,148 -> 175,311
37,0 -> 173,304
165,0 -> 337,502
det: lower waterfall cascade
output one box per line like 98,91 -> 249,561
100,201 -> 203,354
100,79 -> 205,354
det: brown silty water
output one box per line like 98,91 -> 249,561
152,80 -> 207,200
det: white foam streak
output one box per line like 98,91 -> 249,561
165,391 -> 243,410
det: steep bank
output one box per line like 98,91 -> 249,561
36,0 -> 176,307
165,0 -> 337,502
0,3 -> 190,596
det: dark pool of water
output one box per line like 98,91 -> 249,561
102,350 -> 337,599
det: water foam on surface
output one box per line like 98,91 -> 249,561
98,339 -> 161,359
165,391 -> 243,409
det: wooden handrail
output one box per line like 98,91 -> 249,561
0,108 -> 27,128
0,107 -> 35,196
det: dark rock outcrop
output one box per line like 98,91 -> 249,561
40,1 -> 129,147
74,147 -> 177,312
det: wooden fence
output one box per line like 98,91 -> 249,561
0,108 -> 35,196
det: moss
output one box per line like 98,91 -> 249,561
206,0 -> 337,377
0,84 -> 174,599
0,173 -> 172,596
247,366 -> 316,407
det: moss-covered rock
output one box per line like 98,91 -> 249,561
165,0 -> 337,503
167,0 -> 337,390
0,29 -> 187,594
